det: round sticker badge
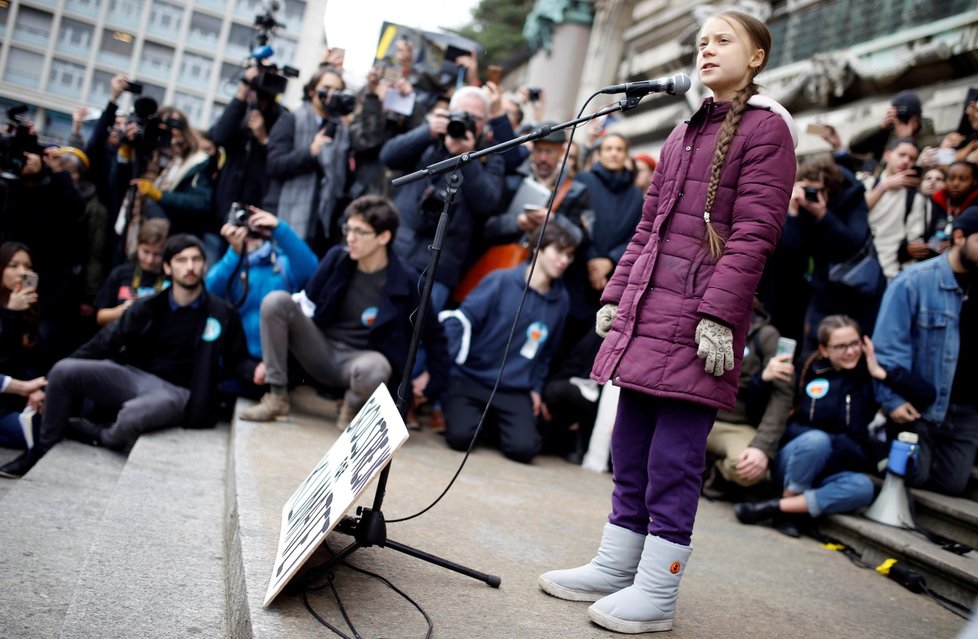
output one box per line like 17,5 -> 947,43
361,307 -> 378,327
806,378 -> 830,400
202,317 -> 222,342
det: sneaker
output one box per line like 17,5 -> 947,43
336,401 -> 354,431
238,393 -> 290,422
404,408 -> 421,431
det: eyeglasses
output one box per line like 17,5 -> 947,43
827,340 -> 862,354
342,224 -> 376,238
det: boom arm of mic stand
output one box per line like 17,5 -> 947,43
392,95 -> 644,188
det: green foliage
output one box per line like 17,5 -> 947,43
450,0 -> 535,71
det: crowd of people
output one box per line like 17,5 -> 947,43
0,30 -> 975,533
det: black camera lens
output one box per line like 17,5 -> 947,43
803,186 -> 821,202
445,110 -> 476,140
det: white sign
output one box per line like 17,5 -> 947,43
263,384 -> 409,606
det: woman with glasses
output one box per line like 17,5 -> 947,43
732,314 -> 933,535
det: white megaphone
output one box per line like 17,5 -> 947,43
864,431 -> 918,528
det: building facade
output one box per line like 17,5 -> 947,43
579,0 -> 978,156
0,0 -> 326,142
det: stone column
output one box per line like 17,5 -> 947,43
574,0 -> 637,111
525,23 -> 593,121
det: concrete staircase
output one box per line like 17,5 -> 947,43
0,393 -> 973,638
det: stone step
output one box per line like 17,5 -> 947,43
821,512 -> 978,611
0,443 -> 126,639
910,486 -> 978,550
60,426 -> 231,639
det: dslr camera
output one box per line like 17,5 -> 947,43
445,110 -> 477,140
895,105 -> 915,124
127,96 -> 185,159
317,89 -> 357,138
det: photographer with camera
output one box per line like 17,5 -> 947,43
263,67 -> 352,253
127,106 -> 214,245
205,205 -> 317,360
758,157 -> 879,357
208,65 -> 288,228
379,86 -> 506,311
844,90 -> 935,175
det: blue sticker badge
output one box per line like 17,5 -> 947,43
519,321 -> 549,359
806,378 -> 830,400
361,307 -> 378,327
202,317 -> 222,342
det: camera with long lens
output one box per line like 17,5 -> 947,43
445,110 -> 477,140
317,88 -> 356,138
0,105 -> 42,181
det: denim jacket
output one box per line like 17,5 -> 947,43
872,253 -> 963,423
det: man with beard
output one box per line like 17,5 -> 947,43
0,235 -> 256,479
871,205 -> 978,496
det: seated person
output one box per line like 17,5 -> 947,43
93,219 -> 169,326
872,206 -> 978,496
205,207 -> 317,359
733,315 -> 933,535
0,242 -> 46,449
0,235 -> 256,479
702,300 -> 794,498
440,224 -> 577,463
239,195 -> 449,428
540,328 -> 603,464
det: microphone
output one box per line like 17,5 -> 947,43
599,73 -> 692,96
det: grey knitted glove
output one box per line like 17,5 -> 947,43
695,318 -> 734,377
595,303 -> 618,338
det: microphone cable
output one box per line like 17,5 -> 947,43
388,89 -> 616,525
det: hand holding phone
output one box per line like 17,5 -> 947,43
486,65 -> 502,86
21,271 -> 39,290
776,336 -> 797,359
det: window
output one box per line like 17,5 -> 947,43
148,0 -> 183,35
64,0 -> 102,17
272,35 -> 297,65
0,3 -> 9,37
99,27 -> 137,66
4,48 -> 45,88
180,52 -> 213,86
281,0 -> 305,32
13,7 -> 53,46
107,0 -> 145,27
139,41 -> 174,78
90,69 -> 117,103
227,23 -> 254,57
58,18 -> 95,54
188,12 -> 221,47
48,58 -> 87,96
172,91 -> 204,127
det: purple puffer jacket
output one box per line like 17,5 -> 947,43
591,97 -> 796,411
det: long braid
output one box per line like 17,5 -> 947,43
702,82 -> 758,258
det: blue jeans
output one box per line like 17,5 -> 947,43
774,429 -> 874,517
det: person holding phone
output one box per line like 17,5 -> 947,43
0,242 -> 46,449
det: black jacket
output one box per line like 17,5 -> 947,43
72,290 -> 256,428
306,246 -> 450,401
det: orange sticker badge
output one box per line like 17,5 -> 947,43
806,378 -> 830,400
669,561 -> 682,575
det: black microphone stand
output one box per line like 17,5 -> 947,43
299,90 -> 647,590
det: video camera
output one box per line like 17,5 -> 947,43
245,0 -> 299,96
0,105 -> 43,181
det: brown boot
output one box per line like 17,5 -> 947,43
239,393 -> 290,422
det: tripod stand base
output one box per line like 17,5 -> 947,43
335,510 -> 501,588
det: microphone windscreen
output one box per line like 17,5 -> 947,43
673,73 -> 692,95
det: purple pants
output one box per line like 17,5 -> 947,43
609,389 -> 716,546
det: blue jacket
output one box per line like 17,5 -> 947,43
380,123 -> 506,288
442,266 -> 569,393
305,246 -> 450,401
205,221 -> 318,358
872,253 -> 963,423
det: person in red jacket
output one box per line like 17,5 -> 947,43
538,10 -> 797,634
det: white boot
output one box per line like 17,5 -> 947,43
538,523 -> 645,602
587,535 -> 691,633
